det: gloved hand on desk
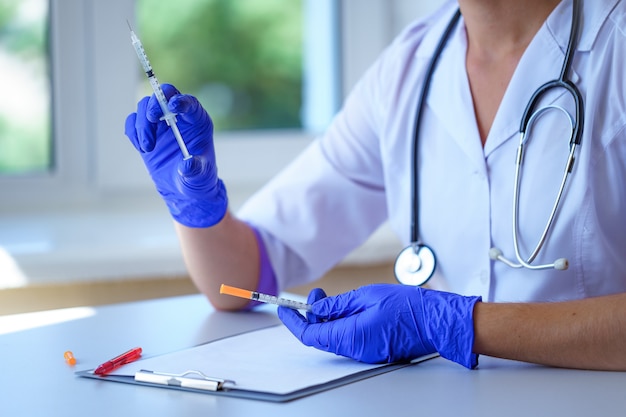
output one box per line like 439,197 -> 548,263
124,84 -> 227,228
278,284 -> 482,369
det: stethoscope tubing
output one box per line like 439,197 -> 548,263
399,0 -> 583,284
513,126 -> 578,268
397,9 -> 462,286
410,10 -> 461,244
509,0 -> 583,269
521,79 -> 584,148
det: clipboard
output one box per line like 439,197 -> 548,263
77,324 -> 438,402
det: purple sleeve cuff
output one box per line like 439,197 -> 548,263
244,225 -> 278,310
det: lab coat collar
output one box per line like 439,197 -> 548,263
420,0 -> 618,160
547,0 -> 620,52
483,3 -> 579,156
416,6 -> 486,166
485,0 -> 618,155
414,1 -> 460,62
410,0 -> 617,57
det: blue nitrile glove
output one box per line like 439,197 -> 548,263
124,84 -> 227,228
278,284 -> 482,369
305,288 -> 327,323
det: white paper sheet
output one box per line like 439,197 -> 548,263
112,325 -> 386,395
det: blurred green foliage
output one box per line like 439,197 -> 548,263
137,0 -> 303,131
0,0 -> 50,175
0,0 -> 302,175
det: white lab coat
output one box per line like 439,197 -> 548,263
238,0 -> 626,302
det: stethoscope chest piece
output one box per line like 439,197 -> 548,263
394,243 -> 436,286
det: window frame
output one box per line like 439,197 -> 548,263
0,0 -> 442,285
0,0 -> 331,209
0,0 -> 443,209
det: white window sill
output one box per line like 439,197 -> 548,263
0,191 -> 185,288
0,134 -> 402,290
0,189 -> 401,289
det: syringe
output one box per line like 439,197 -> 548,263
127,21 -> 192,160
220,284 -> 313,312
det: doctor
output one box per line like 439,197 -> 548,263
125,0 -> 626,370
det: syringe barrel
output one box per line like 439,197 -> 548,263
256,293 -> 312,311
131,36 -> 152,74
149,76 -> 173,121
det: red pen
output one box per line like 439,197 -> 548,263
94,347 -> 142,375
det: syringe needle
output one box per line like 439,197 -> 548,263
127,21 -> 192,160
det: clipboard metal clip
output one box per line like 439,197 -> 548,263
135,369 -> 235,391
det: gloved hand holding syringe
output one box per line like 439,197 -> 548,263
124,22 -> 228,229
127,21 -> 192,160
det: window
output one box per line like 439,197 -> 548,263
0,0 -> 50,176
0,0 -> 441,285
0,0 -> 343,207
0,1 -> 444,207
136,0 -> 304,131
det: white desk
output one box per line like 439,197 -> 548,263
2,294 -> 625,417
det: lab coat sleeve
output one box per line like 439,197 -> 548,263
237,140 -> 388,292
237,60 -> 395,291
236,7 -> 447,291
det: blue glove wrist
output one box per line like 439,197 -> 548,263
420,288 -> 481,369
164,178 -> 228,228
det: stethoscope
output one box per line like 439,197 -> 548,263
395,0 -> 583,287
